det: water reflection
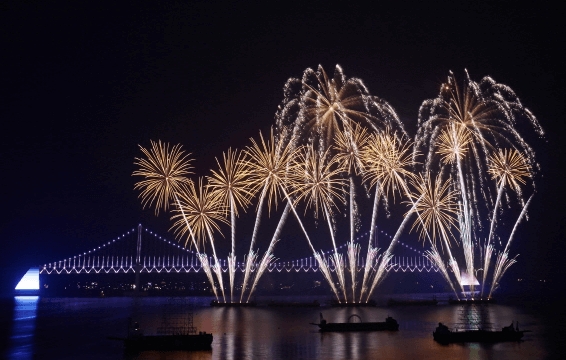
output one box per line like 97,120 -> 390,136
8,296 -> 38,360
1,295 -> 552,359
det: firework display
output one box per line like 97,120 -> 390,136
133,66 -> 542,302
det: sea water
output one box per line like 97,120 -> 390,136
1,294 -> 564,360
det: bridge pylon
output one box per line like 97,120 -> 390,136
134,223 -> 142,292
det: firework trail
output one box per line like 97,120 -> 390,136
406,173 -> 463,294
240,128 -> 296,302
360,130 -> 417,300
208,148 -> 253,302
365,251 -> 393,303
347,241 -> 361,302
315,252 -> 341,301
334,123 -> 369,302
171,178 -> 229,302
133,142 -> 226,300
288,144 -> 348,300
415,70 -> 543,296
479,149 -> 531,296
480,243 -> 495,297
360,245 -> 380,301
503,193 -> 534,255
489,251 -> 518,298
425,246 -> 459,298
243,202 -> 291,301
240,250 -> 258,301
198,253 -> 218,299
275,64 -> 406,154
247,245 -> 278,303
436,122 -> 475,294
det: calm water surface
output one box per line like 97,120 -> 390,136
2,294 -> 564,359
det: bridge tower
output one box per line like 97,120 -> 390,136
134,223 -> 142,292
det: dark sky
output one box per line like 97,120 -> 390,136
1,1 -> 564,294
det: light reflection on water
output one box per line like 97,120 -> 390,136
3,295 -> 554,359
8,296 -> 38,360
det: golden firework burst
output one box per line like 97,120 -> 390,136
436,123 -> 473,164
287,145 -> 347,218
362,131 -> 418,201
301,65 -> 383,149
207,148 -> 254,217
171,178 -> 229,250
487,149 -> 531,192
242,127 -> 297,214
333,122 -> 370,175
133,140 -> 193,215
406,173 -> 460,246
437,76 -> 498,144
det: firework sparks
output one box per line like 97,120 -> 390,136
425,247 -> 459,299
480,149 -> 531,296
314,252 -> 341,301
436,123 -> 473,165
347,241 -> 361,302
288,144 -> 349,301
406,173 -> 460,248
133,140 -> 194,215
288,145 -> 347,221
362,130 -> 417,202
489,251 -> 518,298
207,148 -> 253,302
360,130 -> 418,301
240,127 -> 298,302
334,124 -> 370,302
365,252 -> 393,303
488,148 -> 531,192
171,178 -> 229,301
133,140 -> 203,254
247,246 -> 278,303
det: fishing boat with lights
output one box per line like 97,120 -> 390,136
311,313 -> 399,332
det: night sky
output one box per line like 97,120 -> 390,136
2,1 -> 564,295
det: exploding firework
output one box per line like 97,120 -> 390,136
288,144 -> 348,300
481,148 -> 531,295
207,148 -> 254,302
415,70 -> 543,298
362,130 -> 417,202
131,68 -> 542,303
487,148 -> 531,192
133,140 -> 194,215
359,130 -> 418,301
239,127 -> 298,302
171,178 -> 229,301
276,64 -> 405,153
333,123 -> 369,302
407,174 -> 459,247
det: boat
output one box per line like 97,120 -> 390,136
329,299 -> 377,307
387,296 -> 438,306
311,313 -> 399,332
110,300 -> 213,352
110,318 -> 213,351
210,300 -> 257,307
433,321 -> 526,343
268,299 -> 320,307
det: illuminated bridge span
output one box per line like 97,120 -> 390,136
40,225 -> 439,275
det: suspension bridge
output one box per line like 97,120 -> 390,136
38,224 -> 439,275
